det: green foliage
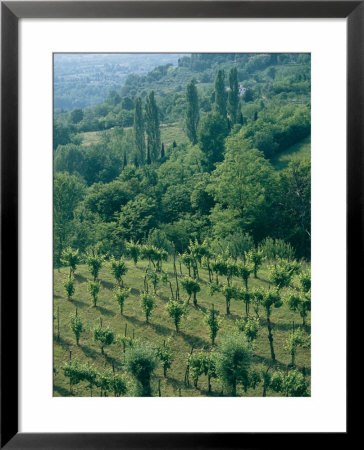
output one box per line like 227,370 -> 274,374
198,112 -> 228,170
71,108 -> 84,124
96,370 -> 113,396
139,292 -> 156,323
245,248 -> 265,278
208,137 -> 273,237
285,291 -> 311,326
60,247 -> 80,277
236,317 -> 260,343
258,237 -> 295,261
251,288 -> 264,317
181,277 -> 201,306
113,287 -> 131,315
145,91 -> 161,162
110,373 -> 128,397
214,69 -> 227,119
165,299 -> 187,332
269,259 -> 300,291
299,269 -> 311,293
157,339 -> 174,377
85,249 -> 104,281
87,280 -> 100,307
110,257 -> 128,287
134,97 -> 146,165
262,289 -> 282,317
63,277 -> 75,300
186,79 -> 200,145
215,332 -> 252,396
61,359 -> 84,393
228,67 -> 239,125
238,288 -> 252,316
93,323 -> 114,354
270,369 -> 309,397
204,306 -> 221,345
126,341 -> 158,396
54,172 -> 85,265
237,261 -> 253,290
221,284 -> 239,315
188,352 -> 205,388
126,241 -> 141,265
70,310 -> 84,345
284,328 -> 308,366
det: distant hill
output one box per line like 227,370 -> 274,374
54,53 -> 187,111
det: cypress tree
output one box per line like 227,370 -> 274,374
185,79 -> 200,145
214,69 -> 227,119
145,91 -> 161,162
228,67 -> 239,125
133,97 -> 145,166
146,144 -> 151,165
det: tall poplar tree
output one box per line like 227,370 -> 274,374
228,67 -> 239,124
145,91 -> 161,162
133,97 -> 145,165
214,69 -> 227,119
185,79 -> 200,145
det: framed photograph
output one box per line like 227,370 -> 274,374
1,1 -> 357,447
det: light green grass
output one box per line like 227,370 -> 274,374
160,122 -> 188,148
78,123 -> 187,150
78,131 -> 104,147
54,258 -> 310,397
271,136 -> 311,170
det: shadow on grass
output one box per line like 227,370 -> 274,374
54,335 -> 70,351
53,384 -> 71,397
179,331 -> 209,349
199,388 -> 224,397
158,294 -> 170,303
80,344 -> 99,360
252,353 -> 287,371
98,306 -> 116,317
123,315 -> 172,337
71,298 -> 88,309
101,280 -> 114,290
74,273 -> 88,283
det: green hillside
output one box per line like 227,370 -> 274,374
54,257 -> 311,397
54,53 -> 311,397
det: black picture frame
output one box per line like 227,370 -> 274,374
1,1 -> 358,448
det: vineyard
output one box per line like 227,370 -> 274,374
53,241 -> 311,397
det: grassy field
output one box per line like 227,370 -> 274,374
78,130 -> 104,147
78,122 -> 187,149
54,258 -> 310,397
271,136 -> 311,170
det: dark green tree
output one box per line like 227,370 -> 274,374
214,69 -> 227,119
198,112 -> 228,170
133,97 -> 146,166
145,91 -> 161,162
228,67 -> 239,124
185,79 -> 200,144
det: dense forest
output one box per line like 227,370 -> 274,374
54,53 -> 311,397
